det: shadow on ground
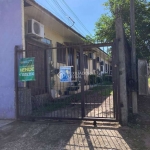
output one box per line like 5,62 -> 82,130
0,120 -> 149,150
137,95 -> 150,124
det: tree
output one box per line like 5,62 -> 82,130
94,0 -> 150,61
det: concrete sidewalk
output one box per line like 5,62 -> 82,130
0,120 -> 134,150
1,120 -> 150,150
0,120 -> 14,128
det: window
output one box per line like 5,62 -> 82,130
97,57 -> 100,62
100,61 -> 103,71
68,48 -> 75,80
101,65 -> 103,72
84,55 -> 88,69
68,47 -> 74,66
77,52 -> 80,70
41,38 -> 51,45
100,61 -> 104,65
110,65 -> 112,71
108,64 -> 110,74
110,65 -> 112,74
105,64 -> 108,72
93,59 -> 96,70
57,42 -> 66,64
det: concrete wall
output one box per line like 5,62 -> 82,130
0,0 -> 24,119
115,17 -> 128,125
138,59 -> 148,95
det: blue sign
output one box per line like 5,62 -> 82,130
58,66 -> 72,82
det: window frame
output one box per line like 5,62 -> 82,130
84,54 -> 88,69
57,42 -> 66,64
93,59 -> 96,70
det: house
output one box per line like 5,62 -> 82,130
0,0 -> 111,119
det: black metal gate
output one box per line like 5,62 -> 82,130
15,41 -> 120,122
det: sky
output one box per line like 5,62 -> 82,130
35,0 -> 108,37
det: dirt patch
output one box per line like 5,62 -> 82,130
118,124 -> 150,150
137,95 -> 150,124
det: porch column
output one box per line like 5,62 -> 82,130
0,0 -> 24,119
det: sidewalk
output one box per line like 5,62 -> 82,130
0,120 -> 149,150
0,120 -> 14,128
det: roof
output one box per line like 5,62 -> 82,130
24,0 -> 85,42
24,0 -> 111,59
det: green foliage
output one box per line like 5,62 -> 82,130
95,14 -> 115,42
100,88 -> 113,96
90,85 -> 113,96
102,73 -> 112,83
96,77 -> 102,83
89,74 -> 112,85
50,79 -> 55,89
84,35 -> 96,44
89,74 -> 96,85
102,81 -> 112,85
49,62 -> 55,89
93,0 -> 150,61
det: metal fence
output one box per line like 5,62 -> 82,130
15,42 -> 119,122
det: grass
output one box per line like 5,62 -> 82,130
32,83 -> 113,116
32,94 -> 82,116
100,88 -> 113,96
90,85 -> 113,96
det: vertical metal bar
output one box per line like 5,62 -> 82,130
46,49 -> 51,94
80,46 -> 85,118
55,46 -> 58,118
112,41 -> 116,119
15,46 -> 19,119
105,88 -> 107,118
108,86 -> 111,118
112,40 -> 120,121
44,49 -> 47,94
49,48 -> 52,117
59,50 -> 61,118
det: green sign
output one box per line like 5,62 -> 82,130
19,57 -> 35,81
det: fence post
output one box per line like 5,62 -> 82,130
15,46 -> 19,119
46,49 -> 51,94
80,46 -> 85,118
112,40 -> 121,122
130,0 -> 138,114
138,59 -> 148,95
115,16 -> 128,125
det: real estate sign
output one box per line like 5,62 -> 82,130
58,66 -> 71,82
19,57 -> 35,81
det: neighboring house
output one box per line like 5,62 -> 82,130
24,0 -> 111,96
0,0 -> 111,119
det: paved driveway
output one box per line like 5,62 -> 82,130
0,120 -> 134,150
